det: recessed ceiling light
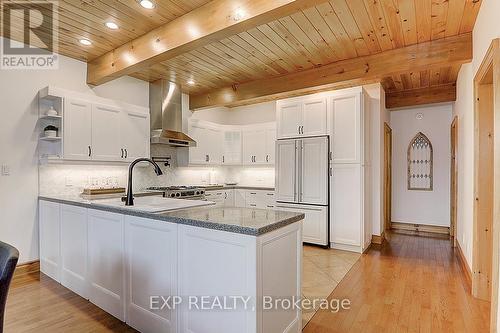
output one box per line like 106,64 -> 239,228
105,22 -> 119,30
79,39 -> 92,46
187,79 -> 195,86
139,0 -> 155,9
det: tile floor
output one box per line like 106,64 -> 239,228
301,245 -> 361,328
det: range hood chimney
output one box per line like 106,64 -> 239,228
150,79 -> 196,147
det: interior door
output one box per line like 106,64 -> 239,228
302,98 -> 327,136
91,104 -> 123,161
300,137 -> 328,205
275,140 -> 297,203
277,102 -> 302,138
63,98 -> 92,160
123,110 -> 149,161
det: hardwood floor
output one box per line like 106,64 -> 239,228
4,233 -> 489,332
304,232 -> 490,333
5,273 -> 136,333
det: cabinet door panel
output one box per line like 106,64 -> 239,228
60,204 -> 88,298
242,130 -> 266,165
223,131 -> 242,165
277,102 -> 302,138
275,140 -> 297,203
302,98 -> 327,136
123,110 -> 149,161
330,94 -> 361,163
63,99 -> 92,160
265,129 -> 276,164
300,137 -> 328,205
88,209 -> 125,321
330,164 -> 361,247
125,216 -> 177,333
189,122 -> 209,164
207,128 -> 223,164
39,200 -> 61,281
91,104 -> 123,161
275,204 -> 328,246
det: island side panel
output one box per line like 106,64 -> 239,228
178,224 -> 258,333
257,221 -> 302,333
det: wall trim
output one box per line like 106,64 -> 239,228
391,221 -> 450,235
13,260 -> 40,279
455,242 -> 473,293
371,232 -> 385,245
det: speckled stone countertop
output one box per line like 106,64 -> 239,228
39,195 -> 303,236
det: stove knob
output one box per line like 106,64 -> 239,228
175,192 -> 181,197
200,190 -> 205,195
170,193 -> 175,198
195,191 -> 200,195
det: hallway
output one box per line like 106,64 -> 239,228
304,232 -> 490,332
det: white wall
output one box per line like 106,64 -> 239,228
390,103 -> 452,227
454,0 -> 500,270
0,37 -> 149,263
188,100 -> 276,125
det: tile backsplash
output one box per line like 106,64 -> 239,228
39,159 -> 275,196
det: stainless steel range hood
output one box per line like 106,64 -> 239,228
150,79 -> 196,147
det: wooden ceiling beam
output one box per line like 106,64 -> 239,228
86,0 -> 329,86
386,83 -> 457,109
189,32 -> 472,109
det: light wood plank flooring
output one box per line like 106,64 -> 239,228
304,232 -> 490,332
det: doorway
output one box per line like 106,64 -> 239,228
473,38 -> 499,331
384,123 -> 392,232
450,117 -> 458,247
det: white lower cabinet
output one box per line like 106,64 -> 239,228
245,190 -> 276,209
39,200 -> 61,282
60,204 -> 88,298
87,209 -> 125,321
330,164 -> 363,251
275,203 -> 328,246
125,216 -> 178,333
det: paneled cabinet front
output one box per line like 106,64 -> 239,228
125,216 -> 178,333
87,209 -> 125,321
63,99 -> 150,162
276,97 -> 327,139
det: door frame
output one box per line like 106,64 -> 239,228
472,38 -> 500,332
384,122 -> 392,231
450,116 -> 458,247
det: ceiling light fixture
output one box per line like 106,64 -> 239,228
139,0 -> 155,9
79,39 -> 92,46
105,22 -> 119,30
187,79 -> 195,86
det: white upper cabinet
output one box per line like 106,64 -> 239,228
91,104 -> 123,161
222,130 -> 242,165
189,119 -> 276,166
122,109 -> 150,161
42,86 -> 150,163
302,98 -> 328,137
329,92 -> 361,164
63,98 -> 92,160
277,102 -> 302,138
276,97 -> 327,139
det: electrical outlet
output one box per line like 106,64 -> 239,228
1,165 -> 10,176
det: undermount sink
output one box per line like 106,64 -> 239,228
91,196 -> 214,213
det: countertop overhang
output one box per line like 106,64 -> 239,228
39,195 -> 304,236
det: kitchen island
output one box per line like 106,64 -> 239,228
38,195 -> 304,333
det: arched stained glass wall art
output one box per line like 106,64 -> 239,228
407,132 -> 433,191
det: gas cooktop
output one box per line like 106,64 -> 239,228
145,186 -> 205,199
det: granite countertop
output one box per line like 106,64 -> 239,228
203,185 -> 275,191
39,195 -> 303,236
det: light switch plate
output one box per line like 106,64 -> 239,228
1,165 -> 10,176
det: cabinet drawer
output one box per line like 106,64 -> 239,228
245,190 -> 275,209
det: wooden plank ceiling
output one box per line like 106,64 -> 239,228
2,0 -> 482,109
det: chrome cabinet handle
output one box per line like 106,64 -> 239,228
266,154 -> 269,162
298,125 -> 301,134
124,149 -> 128,159
121,148 -> 124,158
88,146 -> 91,157
222,155 -> 225,163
